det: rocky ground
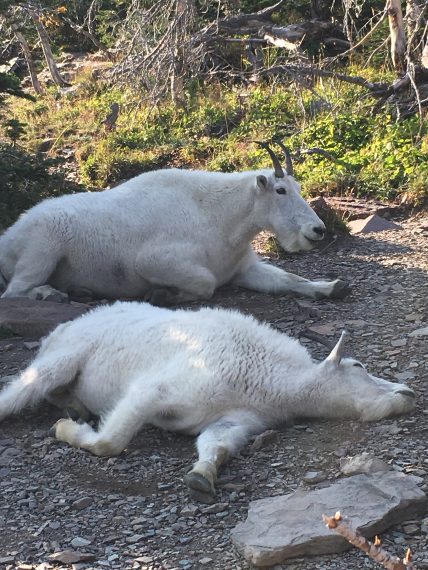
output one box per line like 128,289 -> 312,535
0,215 -> 427,570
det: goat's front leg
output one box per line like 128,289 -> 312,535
184,411 -> 265,503
232,259 -> 350,299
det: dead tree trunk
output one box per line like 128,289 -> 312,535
3,15 -> 43,94
170,0 -> 195,105
28,9 -> 69,87
387,0 -> 406,73
422,37 -> 428,68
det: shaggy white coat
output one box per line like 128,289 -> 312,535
0,302 -> 415,501
0,168 -> 348,302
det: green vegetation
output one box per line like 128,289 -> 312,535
6,75 -> 428,211
1,0 -> 427,230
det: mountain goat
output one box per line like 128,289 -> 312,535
0,143 -> 350,305
0,302 -> 415,503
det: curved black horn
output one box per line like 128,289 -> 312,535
276,141 -> 294,177
254,141 -> 284,178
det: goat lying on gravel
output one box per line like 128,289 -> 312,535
0,143 -> 350,305
0,302 -> 415,503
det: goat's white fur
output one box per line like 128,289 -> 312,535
0,168 -> 349,303
0,302 -> 415,502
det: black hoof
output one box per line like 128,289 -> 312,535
188,487 -> 216,504
144,287 -> 179,307
184,472 -> 216,504
330,280 -> 352,299
48,426 -> 57,438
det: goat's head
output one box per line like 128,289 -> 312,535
317,332 -> 416,421
255,141 -> 326,253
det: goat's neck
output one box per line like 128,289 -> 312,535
225,187 -> 266,247
282,366 -> 341,421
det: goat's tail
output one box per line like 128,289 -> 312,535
0,351 -> 80,421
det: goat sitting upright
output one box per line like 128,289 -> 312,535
0,142 -> 350,305
0,302 -> 414,503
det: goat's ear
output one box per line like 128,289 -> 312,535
256,175 -> 268,191
325,331 -> 347,365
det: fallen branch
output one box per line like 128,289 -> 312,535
323,512 -> 414,570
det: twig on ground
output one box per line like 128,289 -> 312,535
323,511 -> 414,570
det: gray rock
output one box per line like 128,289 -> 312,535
340,452 -> 391,475
409,326 -> 428,337
231,472 -> 427,567
348,214 -> 403,234
70,537 -> 92,548
302,471 -> 327,484
72,497 -> 94,511
251,430 -> 278,451
0,298 -> 89,338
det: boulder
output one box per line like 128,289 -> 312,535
231,472 -> 427,567
0,298 -> 90,338
348,214 -> 402,234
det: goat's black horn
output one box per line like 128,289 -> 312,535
254,140 -> 284,178
276,141 -> 294,177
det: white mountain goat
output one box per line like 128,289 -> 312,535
0,143 -> 350,305
0,302 -> 415,503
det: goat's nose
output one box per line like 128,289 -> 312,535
312,226 -> 325,238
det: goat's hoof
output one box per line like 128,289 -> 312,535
330,279 -> 351,299
144,287 -> 179,307
188,487 -> 216,504
184,471 -> 216,504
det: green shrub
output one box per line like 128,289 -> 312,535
0,144 -> 84,230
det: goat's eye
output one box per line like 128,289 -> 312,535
353,362 -> 364,368
276,188 -> 286,195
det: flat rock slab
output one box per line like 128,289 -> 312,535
348,214 -> 403,234
0,298 -> 90,338
231,472 -> 428,567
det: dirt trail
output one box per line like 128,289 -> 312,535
0,216 -> 427,570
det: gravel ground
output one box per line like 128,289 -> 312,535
0,215 -> 427,570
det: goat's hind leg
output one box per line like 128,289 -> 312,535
184,410 -> 265,504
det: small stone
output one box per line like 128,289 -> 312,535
0,557 -> 16,564
340,453 -> 391,475
125,534 -> 145,544
251,430 -> 278,451
391,339 -> 407,347
70,537 -> 92,548
134,556 -> 153,563
302,471 -> 327,484
394,371 -> 416,381
23,341 -> 40,350
180,504 -> 199,516
199,557 -> 213,565
334,447 -> 349,458
202,503 -> 229,514
72,497 -> 93,511
402,523 -> 419,535
48,551 -> 95,564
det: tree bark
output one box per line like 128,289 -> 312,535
3,15 -> 43,94
170,0 -> 195,105
405,0 -> 426,55
28,9 -> 69,87
422,37 -> 428,68
387,0 -> 406,73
